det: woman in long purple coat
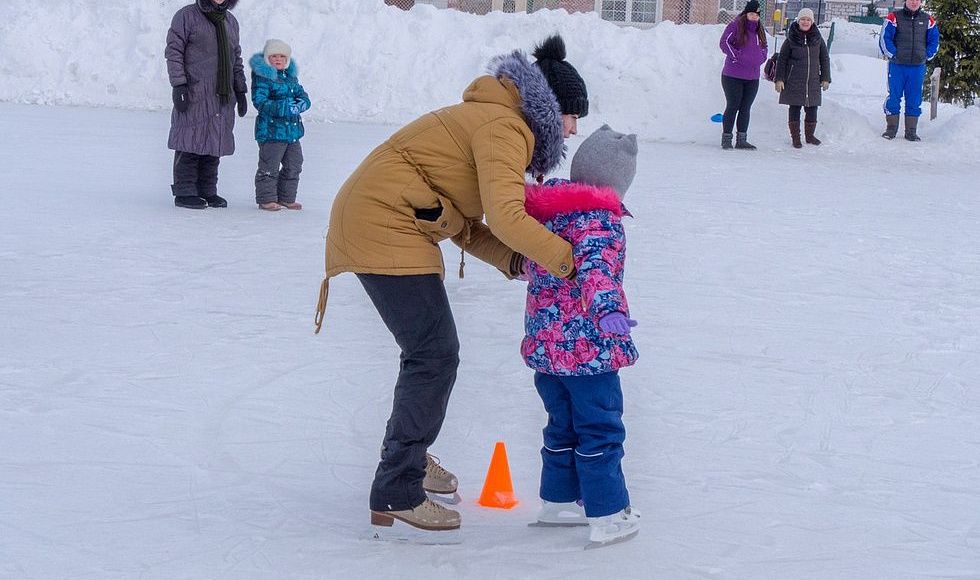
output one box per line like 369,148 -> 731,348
165,0 -> 248,209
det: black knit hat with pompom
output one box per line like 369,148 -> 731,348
533,35 -> 589,118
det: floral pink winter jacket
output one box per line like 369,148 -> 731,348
521,181 -> 638,376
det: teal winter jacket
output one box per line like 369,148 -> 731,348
248,53 -> 311,143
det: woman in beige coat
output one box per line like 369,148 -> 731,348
315,35 -> 588,536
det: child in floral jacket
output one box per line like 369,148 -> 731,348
249,39 -> 311,211
522,125 -> 641,547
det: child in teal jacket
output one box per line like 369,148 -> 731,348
249,39 -> 311,211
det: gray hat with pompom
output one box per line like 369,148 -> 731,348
570,124 -> 638,200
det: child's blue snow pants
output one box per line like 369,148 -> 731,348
534,371 -> 630,518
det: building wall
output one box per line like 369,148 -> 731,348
426,0 -> 812,26
824,1 -> 871,20
662,0 -> 721,24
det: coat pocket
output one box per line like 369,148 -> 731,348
413,195 -> 465,244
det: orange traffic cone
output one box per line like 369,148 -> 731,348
478,441 -> 519,509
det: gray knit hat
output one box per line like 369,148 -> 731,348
570,124 -> 638,200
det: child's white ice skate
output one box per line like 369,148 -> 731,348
584,506 -> 640,549
528,500 -> 588,527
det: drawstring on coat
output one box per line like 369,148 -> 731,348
314,277 -> 329,333
458,221 -> 472,278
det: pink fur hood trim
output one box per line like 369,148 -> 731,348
524,182 -> 623,222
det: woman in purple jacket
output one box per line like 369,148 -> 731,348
718,0 -> 769,150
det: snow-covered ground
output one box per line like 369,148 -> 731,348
2,2 -> 979,579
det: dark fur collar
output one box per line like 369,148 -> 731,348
197,0 -> 238,12
486,51 -> 565,177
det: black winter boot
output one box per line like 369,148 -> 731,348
789,121 -> 802,149
175,195 -> 207,209
804,122 -> 821,145
882,115 -> 899,139
721,133 -> 733,150
202,194 -> 228,208
904,116 -> 921,141
735,132 -> 756,150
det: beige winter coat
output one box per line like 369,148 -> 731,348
316,75 -> 574,331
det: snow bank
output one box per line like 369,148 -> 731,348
2,1 -> 976,150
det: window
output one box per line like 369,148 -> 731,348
601,0 -> 628,20
632,0 -> 657,21
719,0 -> 749,12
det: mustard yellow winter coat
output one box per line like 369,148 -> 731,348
316,61 -> 575,331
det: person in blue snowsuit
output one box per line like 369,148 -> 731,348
249,38 -> 311,210
878,0 -> 939,141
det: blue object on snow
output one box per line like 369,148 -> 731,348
710,113 -> 724,123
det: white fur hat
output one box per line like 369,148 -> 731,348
797,8 -> 815,20
264,38 -> 292,66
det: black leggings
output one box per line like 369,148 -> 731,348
721,75 -> 759,133
788,105 -> 818,123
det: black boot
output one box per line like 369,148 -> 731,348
904,116 -> 921,141
804,122 -> 821,145
202,194 -> 228,208
721,133 -> 733,150
882,115 -> 899,139
789,121 -> 802,149
174,195 -> 207,209
735,132 -> 756,150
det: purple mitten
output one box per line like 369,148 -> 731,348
599,312 -> 638,335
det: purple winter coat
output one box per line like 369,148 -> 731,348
719,18 -> 768,80
165,1 -> 247,157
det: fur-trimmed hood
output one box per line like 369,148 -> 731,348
525,181 -> 623,222
197,0 -> 238,12
485,50 -> 565,177
249,52 -> 298,81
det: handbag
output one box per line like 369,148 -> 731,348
764,53 -> 778,82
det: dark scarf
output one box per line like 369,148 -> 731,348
203,4 -> 232,103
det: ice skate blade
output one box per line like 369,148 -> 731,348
584,529 -> 639,550
426,490 -> 462,505
528,520 -> 589,528
370,521 -> 462,545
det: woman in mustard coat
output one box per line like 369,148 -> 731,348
316,35 -> 589,535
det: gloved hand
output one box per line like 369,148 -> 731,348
821,81 -> 830,91
774,81 -> 785,93
598,312 -> 638,335
235,92 -> 248,117
172,84 -> 189,113
288,103 -> 301,116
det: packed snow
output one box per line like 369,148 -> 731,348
1,1 -> 978,579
